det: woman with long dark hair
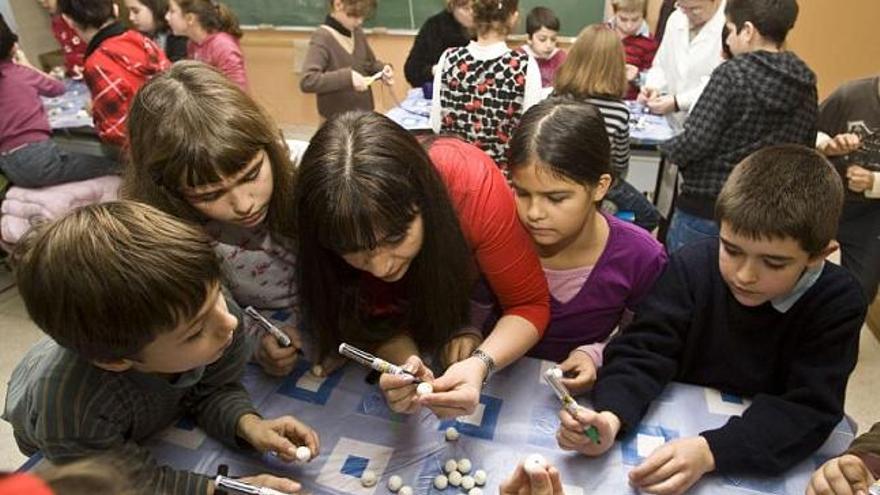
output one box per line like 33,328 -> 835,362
294,111 -> 549,416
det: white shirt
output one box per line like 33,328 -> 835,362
430,41 -> 543,133
644,0 -> 726,113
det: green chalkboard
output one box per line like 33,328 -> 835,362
226,0 -> 604,36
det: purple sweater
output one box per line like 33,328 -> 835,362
528,214 -> 667,362
0,60 -> 64,152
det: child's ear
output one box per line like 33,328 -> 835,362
808,239 -> 839,267
592,174 -> 613,202
91,358 -> 135,373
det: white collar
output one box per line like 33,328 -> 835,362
771,261 -> 825,313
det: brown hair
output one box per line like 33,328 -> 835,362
39,456 -> 145,495
12,201 -> 221,362
611,0 -> 648,15
446,0 -> 471,10
131,0 -> 173,33
715,144 -> 843,256
472,0 -> 518,37
554,24 -> 628,99
328,0 -> 377,18
123,61 -> 296,243
526,6 -> 559,36
174,0 -> 242,38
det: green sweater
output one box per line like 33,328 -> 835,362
2,299 -> 257,495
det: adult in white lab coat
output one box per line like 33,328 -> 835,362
638,0 -> 726,121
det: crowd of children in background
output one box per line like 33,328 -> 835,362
0,0 -> 879,494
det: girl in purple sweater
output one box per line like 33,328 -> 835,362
507,97 -> 667,394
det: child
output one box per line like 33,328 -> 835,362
404,0 -> 473,90
638,0 -> 725,117
557,145 -> 866,494
299,0 -> 393,120
295,111 -> 549,418
661,0 -> 816,253
608,0 -> 659,100
816,75 -> 880,303
165,0 -> 248,90
124,0 -> 188,61
809,423 -> 880,495
430,0 -> 542,167
0,15 -> 117,187
506,97 -> 666,392
123,61 -> 300,377
2,201 -> 319,494
522,6 -> 566,89
58,0 -> 169,148
36,0 -> 86,77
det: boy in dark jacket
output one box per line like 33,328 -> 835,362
661,0 -> 816,253
558,146 -> 865,495
58,0 -> 169,147
404,0 -> 473,89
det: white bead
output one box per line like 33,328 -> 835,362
445,426 -> 460,441
469,489 -> 483,495
524,454 -> 548,474
448,470 -> 463,486
399,486 -> 413,495
457,458 -> 472,474
360,470 -> 377,487
444,459 -> 458,473
295,446 -> 311,462
461,475 -> 475,490
310,365 -> 323,377
433,474 -> 449,490
387,475 -> 403,492
416,382 -> 434,395
473,469 -> 487,486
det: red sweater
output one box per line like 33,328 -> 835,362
364,139 -> 550,335
50,15 -> 86,76
622,34 -> 659,100
83,24 -> 169,147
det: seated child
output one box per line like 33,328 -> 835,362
124,0 -> 188,61
430,0 -> 542,167
300,0 -> 393,120
662,0 -> 816,252
608,0 -> 658,100
521,6 -> 566,89
557,145 -> 866,494
166,0 -> 249,89
0,15 -> 117,188
124,61 -> 301,377
404,0 -> 473,90
37,0 -> 86,77
2,201 -> 319,495
809,423 -> 880,495
505,97 -> 666,392
58,0 -> 169,147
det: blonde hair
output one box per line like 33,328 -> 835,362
611,0 -> 647,15
554,24 -> 627,99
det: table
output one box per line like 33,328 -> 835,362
142,356 -> 853,495
41,80 -> 109,158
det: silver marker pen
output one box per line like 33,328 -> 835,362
244,306 -> 292,348
338,343 -> 420,383
214,475 -> 291,495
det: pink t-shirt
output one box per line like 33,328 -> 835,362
188,32 -> 249,90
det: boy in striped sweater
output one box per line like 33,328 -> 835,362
2,201 -> 319,495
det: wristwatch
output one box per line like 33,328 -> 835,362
869,480 -> 880,495
470,349 -> 496,384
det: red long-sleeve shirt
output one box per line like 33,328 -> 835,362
363,138 -> 550,336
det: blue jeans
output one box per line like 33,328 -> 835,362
0,140 -> 118,188
665,208 -> 719,254
603,179 -> 660,232
837,200 -> 880,302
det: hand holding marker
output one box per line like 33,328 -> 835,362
338,343 -> 422,384
215,475 -> 291,495
544,367 -> 601,444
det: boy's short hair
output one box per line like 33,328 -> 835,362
715,144 -> 843,257
328,0 -> 377,18
13,201 -> 222,362
526,6 -> 560,36
57,0 -> 115,30
725,0 -> 798,45
611,0 -> 647,15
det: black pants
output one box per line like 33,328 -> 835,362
838,200 -> 880,303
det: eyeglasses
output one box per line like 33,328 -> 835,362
674,1 -> 707,15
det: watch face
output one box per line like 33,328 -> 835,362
871,482 -> 880,495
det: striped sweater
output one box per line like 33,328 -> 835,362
2,299 -> 256,495
584,96 -> 631,180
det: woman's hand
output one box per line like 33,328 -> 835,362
418,356 -> 485,418
378,355 -> 434,414
442,332 -> 483,367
